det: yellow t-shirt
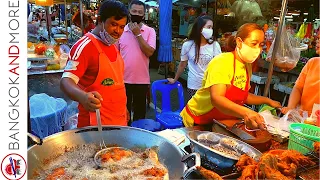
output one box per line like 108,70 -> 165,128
181,52 -> 252,127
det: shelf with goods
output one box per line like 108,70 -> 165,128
27,41 -> 69,76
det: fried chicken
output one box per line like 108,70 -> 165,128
236,154 -> 257,171
259,163 -> 293,180
258,149 -> 315,178
237,165 -> 257,180
277,150 -> 315,167
235,149 -> 316,180
277,162 -> 297,178
196,166 -> 223,180
257,153 -> 294,180
314,142 -> 320,154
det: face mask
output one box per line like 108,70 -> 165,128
130,14 -> 144,24
237,42 -> 261,63
41,23 -> 47,27
99,24 -> 118,46
201,28 -> 213,40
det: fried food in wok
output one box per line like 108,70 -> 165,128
196,166 -> 223,180
101,148 -> 133,162
38,144 -> 168,180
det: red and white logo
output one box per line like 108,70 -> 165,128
1,154 -> 27,180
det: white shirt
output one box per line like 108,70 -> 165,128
181,40 -> 222,90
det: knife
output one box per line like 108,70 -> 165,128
213,119 -> 256,140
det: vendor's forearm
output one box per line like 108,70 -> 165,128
211,95 -> 250,119
174,61 -> 187,81
245,93 -> 271,105
287,86 -> 302,109
60,78 -> 86,103
137,36 -> 155,57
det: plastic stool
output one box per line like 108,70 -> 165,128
131,119 -> 161,132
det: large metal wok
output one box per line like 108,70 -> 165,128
28,126 -> 200,179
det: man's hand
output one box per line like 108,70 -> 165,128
79,91 -> 103,112
128,22 -> 141,36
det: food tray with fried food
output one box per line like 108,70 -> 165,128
187,130 -> 262,169
184,148 -> 319,180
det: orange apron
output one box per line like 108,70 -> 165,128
186,51 -> 249,125
77,33 -> 127,127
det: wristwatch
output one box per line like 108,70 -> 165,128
136,34 -> 142,37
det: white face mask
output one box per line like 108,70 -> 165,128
99,24 -> 119,46
201,28 -> 213,40
237,42 -> 261,63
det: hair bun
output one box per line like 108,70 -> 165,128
225,35 -> 237,52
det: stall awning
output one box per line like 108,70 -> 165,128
28,0 -> 80,5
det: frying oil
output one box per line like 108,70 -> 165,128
35,144 -> 168,180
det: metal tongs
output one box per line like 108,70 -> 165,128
93,109 -> 131,168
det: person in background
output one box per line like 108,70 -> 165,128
72,11 -> 95,34
38,19 -> 49,40
168,16 -> 221,100
118,0 -> 156,124
60,0 -> 130,127
66,8 -> 72,27
180,23 -> 282,129
281,31 -> 320,116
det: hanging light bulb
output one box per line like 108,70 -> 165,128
35,0 -> 53,6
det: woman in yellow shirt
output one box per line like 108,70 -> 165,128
181,23 -> 281,130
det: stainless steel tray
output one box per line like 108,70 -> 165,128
187,130 -> 262,168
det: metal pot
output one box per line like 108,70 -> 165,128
28,126 -> 200,179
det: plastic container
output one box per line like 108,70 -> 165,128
288,123 -> 320,154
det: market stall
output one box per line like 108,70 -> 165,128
27,0 -> 320,178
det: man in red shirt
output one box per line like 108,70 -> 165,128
60,0 -> 129,127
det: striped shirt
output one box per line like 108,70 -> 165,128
62,33 -> 117,87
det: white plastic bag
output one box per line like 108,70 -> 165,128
64,113 -> 78,130
260,109 -> 303,136
279,109 -> 304,132
266,25 -> 301,72
231,0 -> 243,15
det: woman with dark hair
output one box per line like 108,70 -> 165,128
168,15 -> 221,100
180,23 -> 282,129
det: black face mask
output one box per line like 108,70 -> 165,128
130,14 -> 144,24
